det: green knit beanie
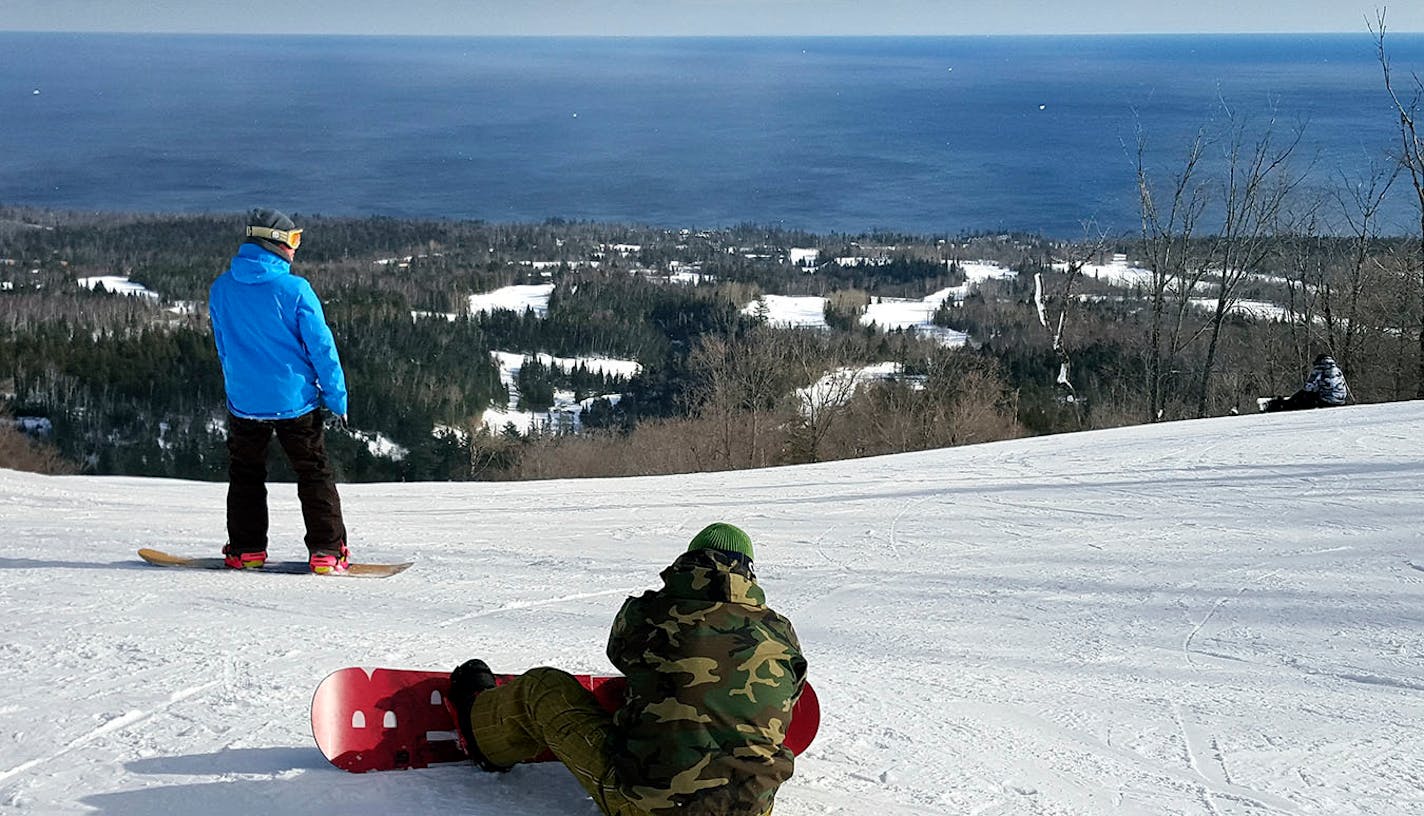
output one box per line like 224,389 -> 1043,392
687,522 -> 754,560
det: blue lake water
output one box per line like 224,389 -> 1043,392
1,33 -> 1420,236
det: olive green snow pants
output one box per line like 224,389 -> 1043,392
469,667 -> 640,816
469,667 -> 773,816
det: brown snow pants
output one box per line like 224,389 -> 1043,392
226,410 -> 345,555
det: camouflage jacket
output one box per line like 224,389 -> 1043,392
1303,357 -> 1349,405
606,549 -> 807,816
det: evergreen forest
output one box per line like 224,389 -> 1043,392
1,203 -> 1422,483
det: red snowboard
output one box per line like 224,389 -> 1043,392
311,666 -> 821,773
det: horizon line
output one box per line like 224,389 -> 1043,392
2,29 -> 1420,38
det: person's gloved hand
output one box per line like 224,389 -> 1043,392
327,412 -> 350,431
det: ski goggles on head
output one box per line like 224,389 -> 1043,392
246,225 -> 304,250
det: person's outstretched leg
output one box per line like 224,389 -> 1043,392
1274,390 -> 1323,412
469,668 -> 640,815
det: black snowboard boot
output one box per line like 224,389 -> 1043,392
448,659 -> 511,773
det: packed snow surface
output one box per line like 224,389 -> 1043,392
3,403 -> 1423,815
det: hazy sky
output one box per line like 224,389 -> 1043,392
1,1 -> 1419,36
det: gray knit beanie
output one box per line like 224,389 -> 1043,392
245,208 -> 298,256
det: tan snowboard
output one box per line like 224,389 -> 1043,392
137,548 -> 412,578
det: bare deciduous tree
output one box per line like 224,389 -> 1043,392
1330,160 -> 1398,374
687,327 -> 798,469
1034,226 -> 1109,427
1135,119 -> 1210,420
784,334 -> 861,464
1194,107 -> 1303,417
1374,10 -> 1424,397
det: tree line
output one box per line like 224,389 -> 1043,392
2,204 -> 1421,483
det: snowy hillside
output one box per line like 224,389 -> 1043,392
3,402 -> 1423,815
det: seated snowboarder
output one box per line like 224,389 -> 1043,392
1262,353 -> 1350,413
448,522 -> 807,816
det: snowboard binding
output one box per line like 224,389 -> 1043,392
447,659 -> 512,772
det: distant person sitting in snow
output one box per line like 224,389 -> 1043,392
447,522 -> 807,816
1262,354 -> 1349,413
208,208 -> 351,574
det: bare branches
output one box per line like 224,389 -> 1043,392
1194,106 -> 1304,416
1373,10 -> 1424,215
1135,116 -> 1210,420
1373,8 -> 1424,397
1038,223 -> 1110,421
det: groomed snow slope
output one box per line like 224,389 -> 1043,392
3,402 -> 1423,815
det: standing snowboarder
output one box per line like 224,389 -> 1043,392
1262,354 -> 1350,413
209,208 -> 351,574
448,522 -> 807,816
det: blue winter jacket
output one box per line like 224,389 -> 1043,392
209,243 -> 348,420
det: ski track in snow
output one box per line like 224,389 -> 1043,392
0,683 -> 220,786
3,403 -> 1424,814
438,588 -> 634,628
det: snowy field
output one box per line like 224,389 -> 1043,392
467,284 -> 555,318
743,261 -> 1013,342
1057,258 -> 1155,288
860,288 -> 971,346
743,294 -> 829,329
480,351 -> 640,435
795,362 -> 906,413
3,402 -> 1424,815
859,261 -> 1013,345
1188,298 -> 1293,323
75,276 -> 158,300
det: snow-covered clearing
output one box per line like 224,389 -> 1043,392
467,284 -> 555,318
349,428 -> 409,461
489,351 -> 641,383
744,261 -> 1011,342
412,284 -> 560,323
480,351 -> 640,434
76,276 -> 159,300
789,248 -> 820,267
1058,258 -> 1155,288
795,362 -> 907,413
860,290 -> 969,346
666,268 -> 710,285
744,295 -> 829,329
3,402 -> 1423,815
410,309 -> 459,322
956,260 -> 1019,289
856,261 -> 1014,346
1188,297 -> 1292,322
